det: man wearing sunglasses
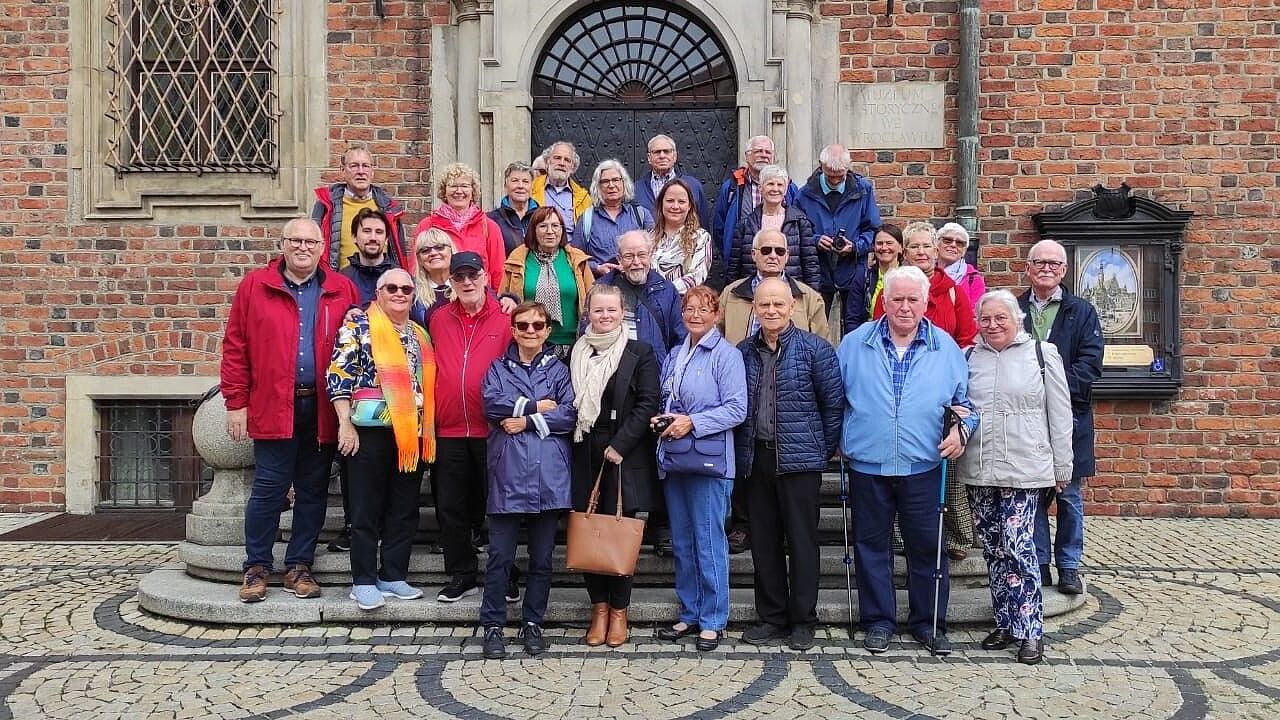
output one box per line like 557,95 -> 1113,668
221,218 -> 359,603
719,229 -> 829,345
428,252 -> 515,602
1018,240 -> 1103,596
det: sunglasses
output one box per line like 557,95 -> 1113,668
418,244 -> 450,254
514,320 -> 547,332
450,270 -> 481,283
756,246 -> 787,256
380,284 -> 415,296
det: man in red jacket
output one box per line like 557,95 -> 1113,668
429,252 -> 514,602
221,218 -> 359,603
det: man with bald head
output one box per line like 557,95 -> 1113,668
1018,239 -> 1103,596
222,218 -> 360,603
719,229 -> 828,345
735,277 -> 843,650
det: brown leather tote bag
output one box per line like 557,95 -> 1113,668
565,464 -> 646,577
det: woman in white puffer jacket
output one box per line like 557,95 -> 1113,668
959,289 -> 1074,666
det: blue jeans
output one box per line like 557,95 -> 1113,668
480,511 -> 559,627
242,396 -> 335,572
970,486 -> 1045,640
664,472 -> 732,631
1034,471 -> 1085,570
851,467 -> 949,635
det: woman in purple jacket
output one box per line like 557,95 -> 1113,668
477,301 -> 577,660
651,286 -> 748,651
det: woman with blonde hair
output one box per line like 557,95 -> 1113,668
651,179 -> 713,294
411,228 -> 455,324
415,162 -> 505,289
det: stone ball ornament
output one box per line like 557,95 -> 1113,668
191,385 -> 254,470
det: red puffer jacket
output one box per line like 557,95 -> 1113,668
871,268 -> 977,348
429,295 -> 513,438
220,259 -> 359,442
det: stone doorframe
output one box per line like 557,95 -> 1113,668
433,0 -> 839,203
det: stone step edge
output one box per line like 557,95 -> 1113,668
137,568 -> 1087,626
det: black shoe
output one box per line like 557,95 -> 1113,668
788,625 -> 816,651
655,623 -> 699,642
1040,564 -> 1053,587
863,628 -> 892,654
741,622 -> 788,646
695,631 -> 722,652
652,528 -> 674,557
505,566 -> 521,603
482,626 -> 506,659
1057,568 -> 1083,595
519,622 -> 547,655
437,579 -> 478,603
981,628 -> 1015,650
727,528 -> 749,555
1017,637 -> 1044,665
912,629 -> 952,656
327,526 -> 351,553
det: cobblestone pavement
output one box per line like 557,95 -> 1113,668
1,517 -> 1277,719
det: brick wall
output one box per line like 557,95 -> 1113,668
0,0 -> 1276,516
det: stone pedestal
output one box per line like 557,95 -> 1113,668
184,392 -> 254,547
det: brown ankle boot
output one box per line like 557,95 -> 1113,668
606,607 -> 629,647
585,602 -> 609,646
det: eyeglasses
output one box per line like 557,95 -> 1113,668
648,147 -> 675,155
682,306 -> 714,317
599,177 -> 623,186
1029,259 -> 1066,270
284,237 -> 321,249
380,284 -> 415,296
979,314 -> 1013,327
514,320 -> 548,332
418,244 -> 450,254
450,270 -> 481,283
345,162 -> 372,171
619,252 -> 650,262
939,236 -> 966,247
446,183 -> 472,190
756,246 -> 787,256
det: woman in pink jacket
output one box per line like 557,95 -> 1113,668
415,163 -> 505,290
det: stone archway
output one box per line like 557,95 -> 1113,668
528,2 -> 739,195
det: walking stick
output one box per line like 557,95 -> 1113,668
930,457 -> 948,654
838,458 -> 855,638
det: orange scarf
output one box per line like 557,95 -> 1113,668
367,303 -> 437,470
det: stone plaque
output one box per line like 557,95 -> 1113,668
839,82 -> 946,149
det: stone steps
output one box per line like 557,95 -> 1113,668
139,567 -> 1087,626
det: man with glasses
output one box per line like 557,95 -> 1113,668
633,134 -> 708,228
312,144 -> 410,271
1018,240 -> 1103,596
222,218 -> 359,603
719,229 -> 828,345
427,252 -> 515,602
713,136 -> 798,288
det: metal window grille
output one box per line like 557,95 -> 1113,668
96,400 -> 212,511
104,0 -> 282,175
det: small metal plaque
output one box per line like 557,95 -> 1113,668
1103,345 -> 1155,367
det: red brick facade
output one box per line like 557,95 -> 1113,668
0,0 -> 1276,516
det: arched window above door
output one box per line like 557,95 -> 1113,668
532,2 -> 736,108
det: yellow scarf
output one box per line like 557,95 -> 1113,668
367,303 -> 437,470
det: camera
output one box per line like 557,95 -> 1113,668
830,228 -> 850,252
653,415 -> 675,433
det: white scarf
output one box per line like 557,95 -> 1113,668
570,325 -> 629,442
943,258 -> 968,285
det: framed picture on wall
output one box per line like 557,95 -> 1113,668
1074,246 -> 1143,340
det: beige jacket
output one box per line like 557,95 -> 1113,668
958,332 -> 1074,489
718,275 -> 829,346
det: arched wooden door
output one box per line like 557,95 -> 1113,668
531,2 -> 738,211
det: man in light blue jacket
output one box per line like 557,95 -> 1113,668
837,265 -> 977,657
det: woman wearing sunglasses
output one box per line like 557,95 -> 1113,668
477,301 -> 578,659
498,206 -> 594,361
327,268 -> 437,611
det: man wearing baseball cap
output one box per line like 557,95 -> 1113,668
428,251 -> 516,602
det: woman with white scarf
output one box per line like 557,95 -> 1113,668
500,206 -> 594,361
937,222 -> 987,306
569,284 -> 662,647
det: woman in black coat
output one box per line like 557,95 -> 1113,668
729,165 -> 820,287
569,283 -> 662,648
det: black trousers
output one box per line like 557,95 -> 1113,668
481,510 -> 560,627
583,502 -> 639,610
746,443 -> 821,628
347,427 -> 422,586
435,437 -> 488,583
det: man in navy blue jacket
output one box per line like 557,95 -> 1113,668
1018,239 -> 1104,597
633,134 -> 709,229
792,144 -> 881,330
735,278 -> 843,652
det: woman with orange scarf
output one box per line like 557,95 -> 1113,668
328,267 -> 437,611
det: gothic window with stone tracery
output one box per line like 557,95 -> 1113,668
104,0 -> 281,175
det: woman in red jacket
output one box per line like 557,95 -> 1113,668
871,221 -> 977,348
415,163 -> 505,289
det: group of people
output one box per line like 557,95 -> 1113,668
220,136 -> 1103,664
